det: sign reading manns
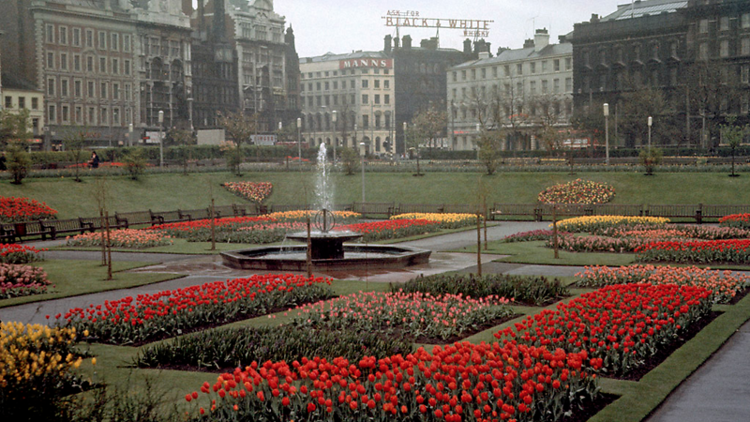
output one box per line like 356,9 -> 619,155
339,58 -> 393,70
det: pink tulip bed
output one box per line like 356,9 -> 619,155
0,264 -> 51,299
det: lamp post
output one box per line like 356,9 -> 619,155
603,103 -> 610,165
647,116 -> 653,148
403,121 -> 407,158
476,123 -> 481,160
297,117 -> 302,162
128,123 -> 133,147
331,110 -> 337,162
158,110 -> 164,168
360,141 -> 366,203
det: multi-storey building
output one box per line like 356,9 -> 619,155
299,51 -> 395,156
0,0 -> 193,146
448,29 -> 573,151
1,73 -> 45,140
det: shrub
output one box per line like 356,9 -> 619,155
538,179 -> 615,204
395,273 -> 568,306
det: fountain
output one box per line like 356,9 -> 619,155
221,145 -> 431,272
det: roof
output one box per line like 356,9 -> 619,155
1,73 -> 41,92
601,0 -> 688,22
449,43 -> 572,70
301,51 -> 389,63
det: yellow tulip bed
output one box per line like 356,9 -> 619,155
391,213 -> 478,229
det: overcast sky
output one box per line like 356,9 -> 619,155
270,0 -> 630,58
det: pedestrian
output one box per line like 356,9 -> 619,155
88,151 -> 100,169
0,151 -> 6,171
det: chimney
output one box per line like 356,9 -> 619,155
523,39 -> 534,49
478,51 -> 490,59
534,29 -> 549,52
393,36 -> 400,49
384,35 -> 392,53
463,38 -> 472,54
402,35 -> 412,49
420,37 -> 438,50
591,14 -> 600,23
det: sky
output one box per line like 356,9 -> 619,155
268,0 -> 630,58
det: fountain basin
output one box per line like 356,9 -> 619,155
285,230 -> 363,260
221,244 -> 431,272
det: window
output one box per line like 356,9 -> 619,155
452,71 -> 457,82
62,105 -> 69,122
75,106 -> 82,124
59,27 -> 67,45
46,24 -> 55,43
73,28 -> 80,46
362,94 -> 368,104
720,40 -> 730,57
542,61 -> 548,72
170,40 -> 179,57
18,97 -> 25,109
47,78 -> 55,96
384,80 -> 389,89
565,77 -> 572,92
554,59 -> 560,71
88,107 -> 95,125
60,53 -> 68,70
98,31 -> 107,50
86,30 -> 93,47
516,63 -> 523,75
87,56 -> 93,72
113,108 -> 120,125
31,98 -> 38,110
100,82 -> 107,99
124,83 -> 131,101
699,19 -> 708,34
374,79 -> 380,88
124,59 -> 131,75
744,13 -> 750,29
333,81 -> 338,90
48,105 -> 56,123
74,80 -> 81,97
481,68 -> 486,79
565,58 -> 572,70
111,33 -> 119,51
123,34 -> 131,52
720,16 -> 729,31
541,80 -> 548,94
699,43 -> 708,60
384,94 -> 390,104
112,58 -> 119,74
4,96 -> 11,108
100,107 -> 108,125
530,81 -> 536,94
471,69 -> 476,80
530,62 -> 536,73
113,83 -> 119,100
74,55 -> 81,71
87,81 -> 95,97
324,81 -> 329,90
553,78 -> 560,93
743,65 -> 750,84
47,52 -> 54,69
362,115 -> 369,128
100,57 -> 106,73
61,79 -> 68,97
374,94 -> 380,104
461,70 -> 466,80
362,79 -> 369,88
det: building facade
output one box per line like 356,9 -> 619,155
299,51 -> 395,156
448,29 -> 573,151
1,73 -> 46,140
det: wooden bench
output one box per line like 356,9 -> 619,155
645,204 -> 701,222
443,203 -> 484,215
699,204 -> 750,221
395,203 -> 445,215
0,224 -> 19,243
590,204 -> 645,216
115,211 -> 153,227
351,202 -> 395,218
491,204 -> 541,220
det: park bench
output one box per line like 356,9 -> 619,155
351,202 -> 395,218
443,203 -> 485,215
590,204 -> 645,216
269,204 -> 313,213
78,216 -> 127,232
645,204 -> 701,223
491,204 -> 542,221
395,203 -> 445,215
699,204 -> 750,221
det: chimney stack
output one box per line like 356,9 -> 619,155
534,28 -> 549,52
384,35 -> 392,53
402,35 -> 412,49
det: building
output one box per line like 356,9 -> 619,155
299,51 -> 395,156
189,0 -> 301,133
387,35 -> 474,154
1,74 -> 46,140
0,0 -> 193,146
448,29 -> 574,151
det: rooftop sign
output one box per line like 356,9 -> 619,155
383,10 -> 493,38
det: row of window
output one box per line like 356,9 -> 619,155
300,113 -> 392,131
46,77 -> 133,102
580,64 -> 750,92
451,78 -> 573,100
45,51 -> 132,76
46,24 -> 132,53
301,79 -> 391,92
47,103 -> 132,126
700,38 -> 750,59
303,93 -> 391,108
239,22 -> 284,43
698,13 -> 750,34
452,58 -> 572,82
141,36 -> 184,58
4,96 -> 40,110
452,101 -> 573,122
302,68 -> 390,79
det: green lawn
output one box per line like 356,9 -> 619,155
4,171 -> 750,219
0,260 -> 182,308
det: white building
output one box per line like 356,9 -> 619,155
299,51 -> 396,156
447,29 -> 574,151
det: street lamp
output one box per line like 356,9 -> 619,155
128,123 -> 133,147
403,121 -> 407,158
331,110 -> 337,162
603,103 -> 610,165
647,116 -> 653,148
476,123 -> 481,160
158,110 -> 164,168
297,117 -> 302,162
360,141 -> 366,203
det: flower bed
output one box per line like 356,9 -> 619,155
395,273 -> 568,306
576,265 -> 749,304
555,216 -> 669,234
186,341 -> 597,422
336,219 -> 441,242
548,233 -> 672,253
66,229 -> 173,249
222,182 -> 273,204
266,210 -> 361,222
494,284 -> 712,376
1,322 -> 86,419
502,229 -> 567,243
635,239 -> 750,264
149,216 -> 272,233
538,179 -> 615,204
136,325 -> 413,371
0,264 -> 51,299
288,291 -> 511,342
0,196 -> 58,223
0,244 -> 46,264
57,274 -> 334,345
390,213 -> 477,229
719,213 -> 750,229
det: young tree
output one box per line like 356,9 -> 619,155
411,102 -> 448,152
340,147 -> 360,175
217,110 -> 257,175
640,147 -> 663,176
123,148 -> 147,180
476,128 -> 503,175
719,115 -> 748,177
0,109 -> 32,148
167,128 -> 196,175
62,126 -> 90,182
6,141 -> 31,184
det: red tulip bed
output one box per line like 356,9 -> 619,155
0,264 -> 51,299
336,219 -> 441,242
719,213 -> 750,229
0,196 -> 58,223
635,239 -> 750,264
222,182 -> 273,204
538,179 -> 615,205
55,274 -> 334,345
65,228 -> 174,249
576,265 -> 749,304
0,244 -> 46,264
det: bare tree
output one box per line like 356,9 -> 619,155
217,110 -> 257,176
62,126 -> 90,182
166,128 -> 196,175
